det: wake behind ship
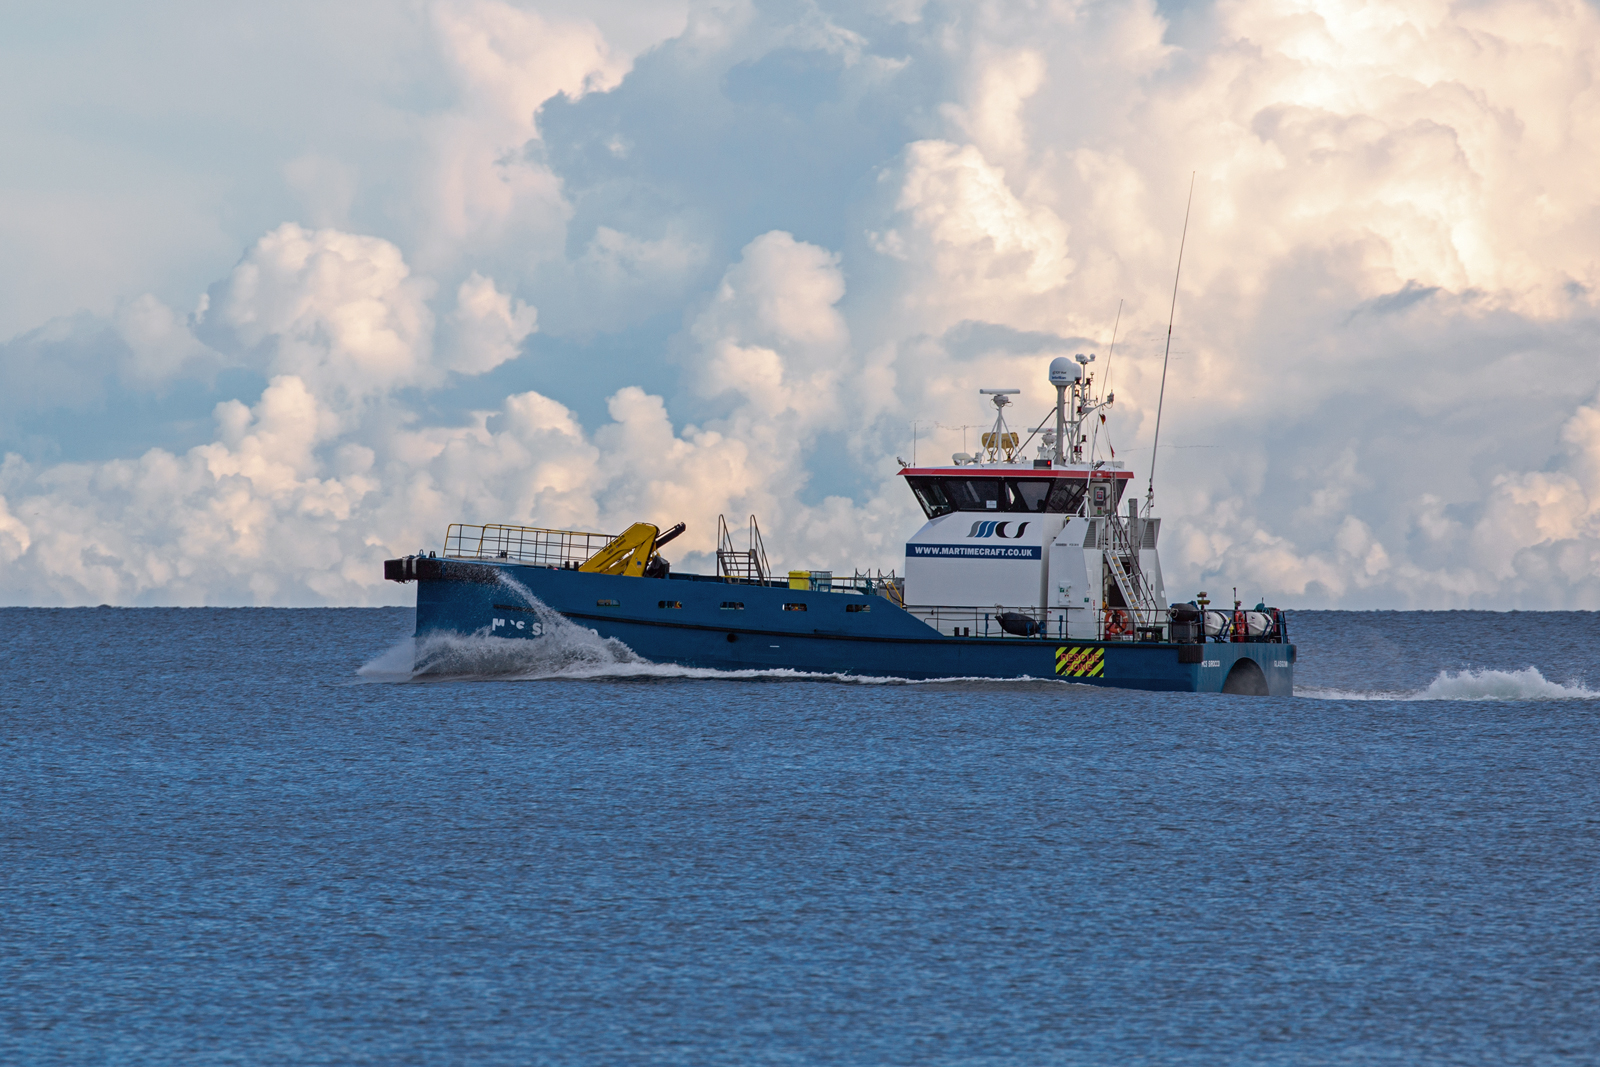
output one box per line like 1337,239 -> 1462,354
386,357 -> 1294,694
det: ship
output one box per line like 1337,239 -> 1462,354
385,356 -> 1294,694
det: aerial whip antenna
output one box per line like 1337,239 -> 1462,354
1102,299 -> 1123,402
1089,298 -> 1123,463
1146,172 -> 1194,515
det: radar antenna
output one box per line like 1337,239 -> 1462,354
978,388 -> 1021,462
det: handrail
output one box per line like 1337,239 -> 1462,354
902,603 -> 1288,643
716,514 -> 770,581
443,523 -> 615,567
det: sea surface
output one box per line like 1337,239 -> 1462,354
4,606 -> 1599,1065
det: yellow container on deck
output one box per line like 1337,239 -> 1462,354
789,569 -> 833,590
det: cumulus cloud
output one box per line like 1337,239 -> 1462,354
5,0 -> 1600,607
114,294 -> 222,385
205,223 -> 439,404
445,271 -> 538,375
0,228 -> 882,603
883,139 -> 1074,320
412,0 -> 680,274
0,294 -> 223,439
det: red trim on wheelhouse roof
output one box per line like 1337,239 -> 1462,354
896,467 -> 1134,479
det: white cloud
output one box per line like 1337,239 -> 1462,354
888,140 -> 1074,319
5,0 -> 1600,609
0,489 -> 29,565
113,294 -> 222,385
942,47 -> 1046,163
445,271 -> 537,375
581,227 -> 704,283
411,0 -> 676,274
209,223 -> 439,404
0,229 -> 867,604
692,230 -> 851,425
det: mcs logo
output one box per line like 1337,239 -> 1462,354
968,520 -> 1030,539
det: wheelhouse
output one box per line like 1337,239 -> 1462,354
903,469 -> 1133,519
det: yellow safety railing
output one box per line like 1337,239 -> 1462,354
443,523 -> 615,567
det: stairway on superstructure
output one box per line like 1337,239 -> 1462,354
1103,500 -> 1158,623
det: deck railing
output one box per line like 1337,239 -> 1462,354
903,604 -> 1289,643
441,521 -> 906,602
443,523 -> 615,567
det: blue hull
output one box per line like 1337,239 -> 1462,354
405,560 -> 1296,695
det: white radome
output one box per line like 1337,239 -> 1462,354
1048,356 -> 1080,385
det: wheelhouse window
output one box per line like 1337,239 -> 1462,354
905,476 -> 1093,517
910,478 -> 954,517
945,479 -> 1002,511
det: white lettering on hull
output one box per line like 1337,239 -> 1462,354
492,617 -> 545,636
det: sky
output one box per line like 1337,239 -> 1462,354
2,0 -> 1599,608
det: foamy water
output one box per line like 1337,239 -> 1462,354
358,571 -> 645,680
1299,666 -> 1597,702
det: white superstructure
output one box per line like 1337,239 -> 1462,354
900,356 -> 1167,640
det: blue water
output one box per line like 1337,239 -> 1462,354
4,607 -> 1599,1065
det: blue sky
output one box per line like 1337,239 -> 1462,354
3,0 -> 1600,607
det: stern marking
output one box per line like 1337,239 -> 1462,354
1054,646 -> 1105,678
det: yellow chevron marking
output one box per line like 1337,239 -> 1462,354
1054,646 -> 1105,678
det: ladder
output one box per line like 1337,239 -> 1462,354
1103,511 -> 1158,623
716,514 -> 770,582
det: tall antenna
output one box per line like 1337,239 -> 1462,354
1146,172 -> 1194,515
1101,298 -> 1123,403
1089,298 -> 1123,463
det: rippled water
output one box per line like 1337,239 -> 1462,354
5,606 -> 1599,1065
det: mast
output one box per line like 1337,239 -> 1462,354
1048,358 -> 1074,463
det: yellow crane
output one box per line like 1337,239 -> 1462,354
577,521 -> 685,577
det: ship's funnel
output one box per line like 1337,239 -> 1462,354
1049,356 -> 1080,384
